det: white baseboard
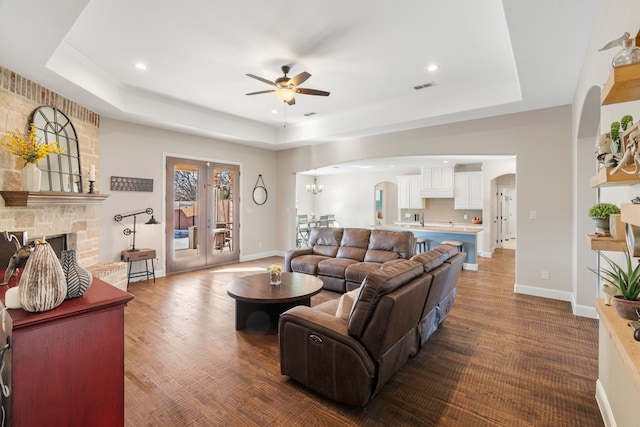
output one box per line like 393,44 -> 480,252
478,251 -> 493,258
514,284 -> 598,318
573,302 -> 598,319
463,262 -> 478,271
240,250 -> 283,262
595,379 -> 616,427
514,283 -> 573,302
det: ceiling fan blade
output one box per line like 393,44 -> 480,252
246,74 -> 275,86
296,88 -> 330,96
289,71 -> 311,87
246,90 -> 275,96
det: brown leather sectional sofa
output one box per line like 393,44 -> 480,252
279,228 -> 465,406
284,227 -> 415,292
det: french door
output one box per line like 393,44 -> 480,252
165,156 -> 239,274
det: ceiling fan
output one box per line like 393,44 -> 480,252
245,65 -> 330,105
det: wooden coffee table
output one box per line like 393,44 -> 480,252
227,272 -> 323,330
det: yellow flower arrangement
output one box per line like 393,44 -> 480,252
267,264 -> 283,273
2,124 -> 63,164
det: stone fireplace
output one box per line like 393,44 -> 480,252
0,66 -> 101,267
0,67 -> 127,290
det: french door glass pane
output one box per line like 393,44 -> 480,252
173,164 -> 199,260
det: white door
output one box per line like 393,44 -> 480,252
500,186 -> 516,240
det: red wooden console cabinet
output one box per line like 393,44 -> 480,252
0,278 -> 134,426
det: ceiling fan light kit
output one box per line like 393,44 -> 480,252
276,88 -> 296,103
246,65 -> 330,106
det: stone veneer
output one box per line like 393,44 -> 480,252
0,66 -> 102,267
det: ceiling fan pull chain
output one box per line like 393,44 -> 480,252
284,103 -> 288,128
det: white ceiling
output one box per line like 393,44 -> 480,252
0,0 -> 599,152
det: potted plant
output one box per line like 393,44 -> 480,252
590,250 -> 640,319
588,202 -> 621,234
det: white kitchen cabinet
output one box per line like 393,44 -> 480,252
454,172 -> 483,210
398,175 -> 422,208
421,167 -> 454,198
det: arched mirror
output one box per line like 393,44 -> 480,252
252,174 -> 268,205
29,106 -> 82,193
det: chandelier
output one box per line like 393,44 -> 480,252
306,173 -> 323,194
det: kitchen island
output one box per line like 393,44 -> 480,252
376,222 -> 483,270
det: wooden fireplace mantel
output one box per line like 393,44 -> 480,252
0,191 -> 109,207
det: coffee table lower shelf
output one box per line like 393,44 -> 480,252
227,272 -> 323,331
233,299 -> 312,330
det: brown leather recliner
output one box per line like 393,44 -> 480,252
279,259 -> 430,406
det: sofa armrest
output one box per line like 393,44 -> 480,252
279,306 -> 361,352
284,248 -> 313,272
279,306 -> 376,406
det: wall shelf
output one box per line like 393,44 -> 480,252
602,62 -> 640,105
590,166 -> 640,188
586,234 -> 626,251
0,191 -> 109,207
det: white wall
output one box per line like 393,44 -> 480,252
98,118 -> 278,274
278,106 -> 573,304
296,171 -> 403,228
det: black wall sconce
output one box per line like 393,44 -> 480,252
114,208 -> 159,251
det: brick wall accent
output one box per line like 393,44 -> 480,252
0,66 -> 102,267
0,67 -> 99,127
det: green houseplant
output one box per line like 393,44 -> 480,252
588,202 -> 620,234
590,250 -> 640,319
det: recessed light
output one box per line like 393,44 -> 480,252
427,64 -> 439,72
271,109 -> 278,114
442,160 -> 449,164
135,63 -> 147,70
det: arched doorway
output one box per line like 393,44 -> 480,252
374,181 -> 398,225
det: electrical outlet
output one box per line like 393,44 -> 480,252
530,211 -> 537,219
541,270 -> 549,280
405,213 -> 410,218
463,214 -> 468,220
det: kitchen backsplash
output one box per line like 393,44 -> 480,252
399,198 -> 482,223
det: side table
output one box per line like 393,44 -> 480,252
121,247 -> 156,286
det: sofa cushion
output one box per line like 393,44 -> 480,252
318,258 -> 359,279
411,250 -> 446,272
367,229 -> 414,259
345,262 -> 382,284
291,255 -> 330,275
364,250 -> 400,264
335,287 -> 362,320
348,259 -> 423,338
432,244 -> 459,259
336,228 -> 371,261
309,227 -> 343,258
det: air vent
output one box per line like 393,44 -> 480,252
414,82 -> 436,90
304,112 -> 317,117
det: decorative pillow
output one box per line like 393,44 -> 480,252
335,287 -> 362,321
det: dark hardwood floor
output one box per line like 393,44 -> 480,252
123,249 -> 603,426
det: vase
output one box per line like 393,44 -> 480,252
19,239 -> 67,312
612,37 -> 640,67
21,162 -> 41,192
269,270 -> 282,286
612,295 -> 640,320
61,250 -> 93,299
